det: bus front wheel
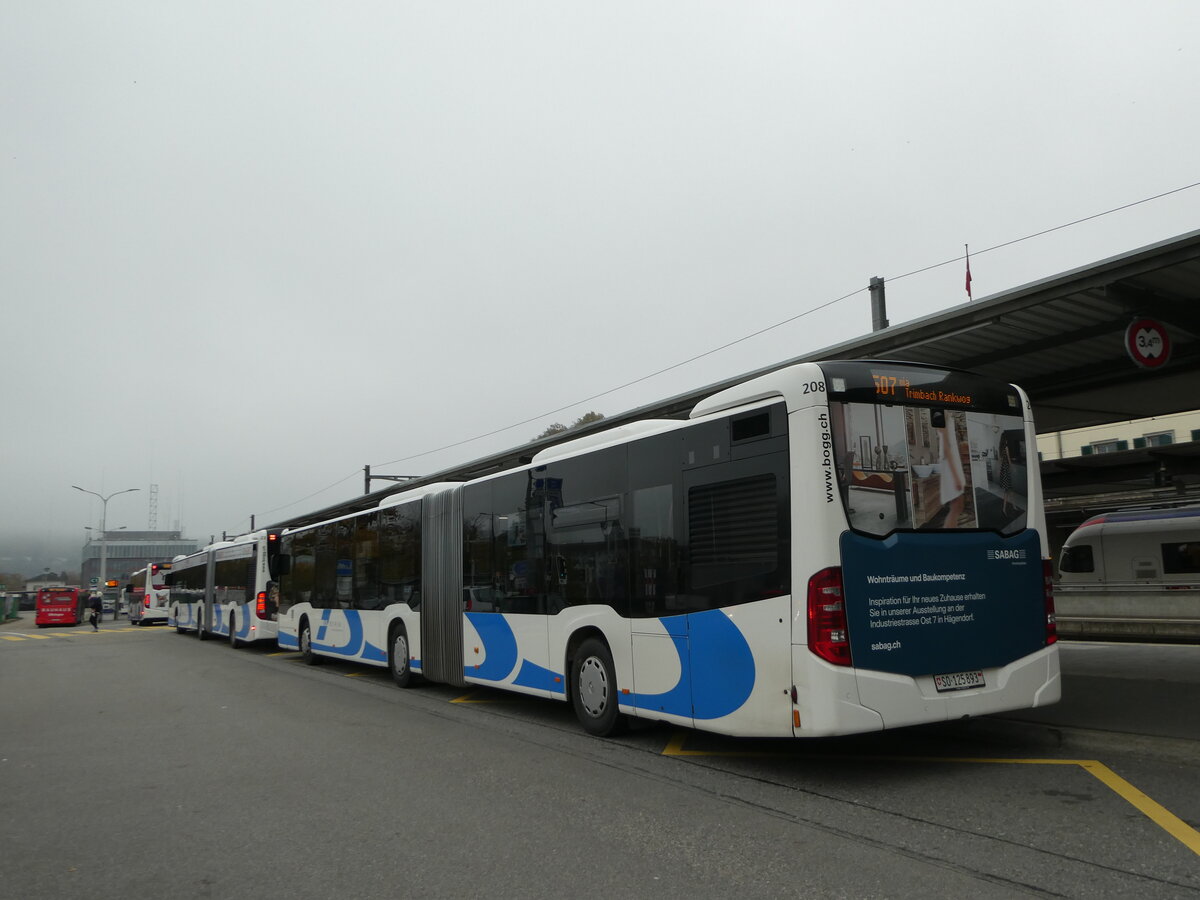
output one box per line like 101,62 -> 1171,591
300,623 -> 321,666
571,637 -> 627,737
388,624 -> 413,688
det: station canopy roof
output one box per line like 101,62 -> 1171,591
274,228 -> 1200,529
809,227 -> 1200,435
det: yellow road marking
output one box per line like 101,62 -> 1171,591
267,651 -> 300,657
450,690 -> 535,704
663,731 -> 778,757
0,627 -> 162,641
663,731 -> 1200,857
1081,760 -> 1200,856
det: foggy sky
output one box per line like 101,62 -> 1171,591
3,1 -> 1198,574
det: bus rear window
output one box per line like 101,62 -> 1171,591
830,401 -> 1029,536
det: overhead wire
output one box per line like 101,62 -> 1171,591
254,469 -> 363,521
887,179 -> 1200,284
371,179 -> 1200,470
369,284 -> 868,470
263,179 -> 1200,520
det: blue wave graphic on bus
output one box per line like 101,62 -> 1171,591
312,610 -> 386,662
464,609 -> 755,719
465,612 -> 520,681
513,659 -> 561,692
464,613 -> 559,691
236,612 -> 252,640
626,610 -> 756,720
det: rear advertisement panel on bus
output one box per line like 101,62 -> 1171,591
840,529 -> 1045,678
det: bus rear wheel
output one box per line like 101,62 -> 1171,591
229,618 -> 240,649
571,637 -> 627,737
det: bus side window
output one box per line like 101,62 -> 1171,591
1059,544 -> 1094,573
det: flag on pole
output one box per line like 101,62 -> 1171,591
965,244 -> 973,300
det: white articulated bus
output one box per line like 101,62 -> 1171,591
126,563 -> 172,625
275,360 -> 1059,738
167,549 -> 206,633
166,531 -> 281,647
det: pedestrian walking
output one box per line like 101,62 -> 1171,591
88,593 -> 102,631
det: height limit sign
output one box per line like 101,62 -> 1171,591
1125,318 -> 1171,370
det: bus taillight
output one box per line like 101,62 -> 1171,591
255,591 -> 268,620
808,567 -> 851,666
1043,559 -> 1058,645
143,596 -> 150,608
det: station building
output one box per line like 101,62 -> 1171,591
1038,410 -> 1200,460
80,531 -> 200,588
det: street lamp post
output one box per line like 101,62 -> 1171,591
73,486 -> 139,620
84,524 -> 127,616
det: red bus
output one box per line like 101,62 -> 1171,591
35,587 -> 85,627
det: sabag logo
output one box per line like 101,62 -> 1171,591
987,549 -> 1027,560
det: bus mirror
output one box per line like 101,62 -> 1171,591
272,554 -> 291,578
124,584 -> 133,594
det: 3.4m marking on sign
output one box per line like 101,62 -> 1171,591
1125,318 -> 1171,369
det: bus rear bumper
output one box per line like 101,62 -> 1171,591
791,643 -> 1061,736
856,644 -> 1062,731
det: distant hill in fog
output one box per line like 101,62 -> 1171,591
0,532 -> 84,581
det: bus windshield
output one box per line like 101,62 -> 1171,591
825,363 -> 1029,536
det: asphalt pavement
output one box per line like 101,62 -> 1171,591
993,638 -> 1200,760
3,610 -> 1197,754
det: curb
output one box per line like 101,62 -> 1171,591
946,715 -> 1200,766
